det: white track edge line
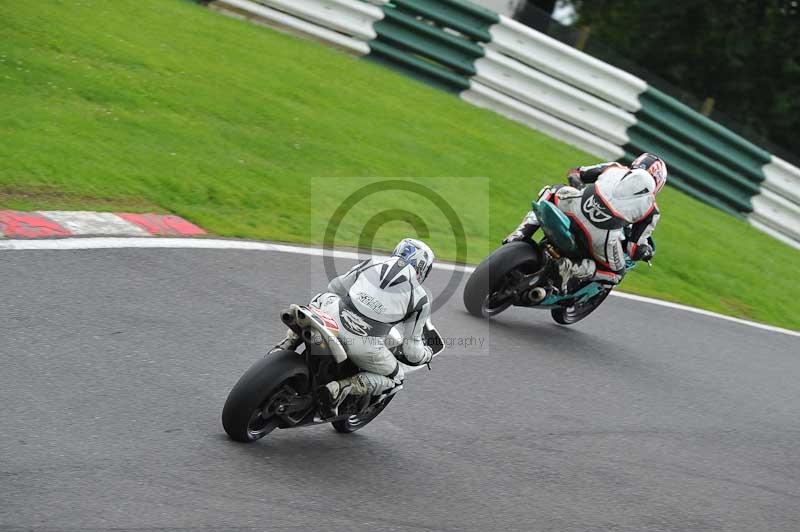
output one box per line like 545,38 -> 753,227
1,236 -> 797,338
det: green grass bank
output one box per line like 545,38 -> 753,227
1,0 -> 798,330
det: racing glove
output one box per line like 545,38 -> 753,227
629,243 -> 654,262
567,167 -> 583,188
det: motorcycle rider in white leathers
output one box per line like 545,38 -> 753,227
504,153 -> 667,290
273,238 -> 436,417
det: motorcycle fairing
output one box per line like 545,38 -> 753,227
538,281 -> 607,307
531,200 -> 579,257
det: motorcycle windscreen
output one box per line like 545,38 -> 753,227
531,200 -> 579,256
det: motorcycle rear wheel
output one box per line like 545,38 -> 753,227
331,395 -> 395,434
222,350 -> 309,442
551,288 -> 611,325
463,241 -> 540,318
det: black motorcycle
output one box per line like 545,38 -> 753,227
222,303 -> 444,442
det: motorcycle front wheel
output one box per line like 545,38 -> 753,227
551,287 -> 611,325
221,350 -> 309,442
331,395 -> 395,434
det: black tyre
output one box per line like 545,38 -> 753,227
221,350 -> 309,442
331,395 -> 395,434
551,288 -> 611,325
463,241 -> 540,318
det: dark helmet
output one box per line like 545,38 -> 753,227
631,153 -> 668,193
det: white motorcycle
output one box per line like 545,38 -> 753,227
222,302 -> 444,442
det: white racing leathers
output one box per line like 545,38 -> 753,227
553,163 -> 660,284
313,257 -> 434,396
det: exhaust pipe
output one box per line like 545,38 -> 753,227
525,287 -> 547,304
279,304 -> 348,364
280,308 -> 295,327
280,307 -> 302,334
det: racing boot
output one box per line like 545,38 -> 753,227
556,257 -> 596,293
268,329 -> 301,354
318,374 -> 374,418
319,379 -> 353,418
503,211 -> 539,244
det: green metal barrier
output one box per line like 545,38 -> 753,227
624,87 -> 771,214
369,0 -> 498,93
365,1 -> 777,220
639,88 -> 770,181
621,150 -> 743,218
389,0 -> 497,41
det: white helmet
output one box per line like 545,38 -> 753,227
631,152 -> 668,193
391,238 -> 435,283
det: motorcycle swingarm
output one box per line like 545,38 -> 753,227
273,393 -> 316,428
499,269 -> 547,307
505,275 -> 567,310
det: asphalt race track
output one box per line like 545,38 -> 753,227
2,248 -> 799,532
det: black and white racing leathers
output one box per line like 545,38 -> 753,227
508,162 -> 660,285
312,256 -> 434,396
571,162 -> 660,264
